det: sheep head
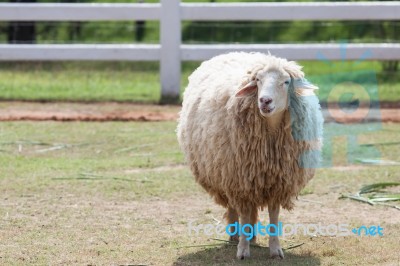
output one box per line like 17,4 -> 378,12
235,59 -> 317,118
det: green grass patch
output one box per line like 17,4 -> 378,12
0,121 -> 399,200
0,62 -> 161,102
0,61 -> 399,103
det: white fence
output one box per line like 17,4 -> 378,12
0,1 -> 400,102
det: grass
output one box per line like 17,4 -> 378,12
0,61 -> 399,103
340,182 -> 400,209
0,120 -> 399,264
0,62 -> 162,103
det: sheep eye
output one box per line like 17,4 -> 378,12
256,78 -> 260,82
284,80 -> 290,85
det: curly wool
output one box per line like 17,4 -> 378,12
177,52 -> 323,212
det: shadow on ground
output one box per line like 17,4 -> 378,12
173,244 -> 320,265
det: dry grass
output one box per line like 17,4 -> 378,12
0,121 -> 399,265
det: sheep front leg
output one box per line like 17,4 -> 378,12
236,208 -> 251,260
223,207 -> 239,242
268,204 -> 284,259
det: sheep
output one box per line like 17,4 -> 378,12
177,52 -> 323,260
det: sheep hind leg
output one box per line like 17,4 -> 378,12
268,203 -> 284,259
250,207 -> 259,244
236,208 -> 251,260
223,207 -> 239,242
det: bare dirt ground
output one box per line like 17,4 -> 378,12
0,101 -> 399,122
0,101 -> 181,122
1,164 -> 399,265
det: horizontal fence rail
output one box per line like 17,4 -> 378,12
0,44 -> 161,61
0,1 -> 399,102
181,2 -> 400,21
0,3 -> 161,21
181,44 -> 400,61
1,2 -> 400,21
1,43 -> 399,61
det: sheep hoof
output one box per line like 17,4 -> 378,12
270,247 -> 284,259
236,242 -> 250,260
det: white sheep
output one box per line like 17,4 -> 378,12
177,52 -> 323,260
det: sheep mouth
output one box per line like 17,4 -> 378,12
260,106 -> 275,114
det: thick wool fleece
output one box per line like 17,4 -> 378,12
177,52 -> 323,212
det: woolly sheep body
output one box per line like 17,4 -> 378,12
177,52 -> 323,259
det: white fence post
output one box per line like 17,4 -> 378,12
160,0 -> 181,103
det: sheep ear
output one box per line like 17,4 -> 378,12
293,78 -> 319,96
235,80 -> 257,98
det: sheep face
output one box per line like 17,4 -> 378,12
256,70 -> 291,117
236,68 -> 292,118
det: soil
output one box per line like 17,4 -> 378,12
0,101 -> 181,122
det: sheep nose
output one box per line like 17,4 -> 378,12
260,97 -> 273,105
